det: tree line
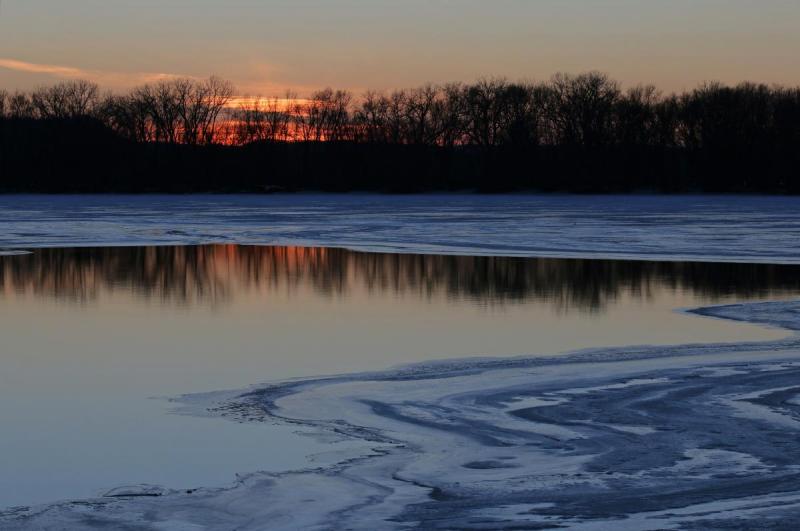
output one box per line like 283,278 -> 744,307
1,72 -> 799,193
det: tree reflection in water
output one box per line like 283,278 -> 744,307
2,245 -> 799,312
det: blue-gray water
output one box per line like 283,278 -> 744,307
2,245 -> 799,509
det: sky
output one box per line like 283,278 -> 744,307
1,0 -> 799,96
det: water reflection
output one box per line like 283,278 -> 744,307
2,245 -> 800,311
2,245 -> 797,509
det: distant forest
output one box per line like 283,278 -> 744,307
1,72 -> 799,193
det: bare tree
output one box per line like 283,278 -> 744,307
7,91 -> 35,119
259,91 -> 295,142
385,90 -> 409,144
129,81 -> 178,143
122,77 -> 233,144
500,82 -> 548,147
404,84 -> 440,145
232,93 -> 295,144
548,72 -> 621,148
195,76 -> 234,144
232,96 -> 268,144
354,90 -> 390,144
615,84 -> 662,146
294,94 -> 316,142
30,80 -> 100,119
296,88 -> 352,142
463,78 -> 511,148
434,83 -> 467,147
99,93 -> 152,142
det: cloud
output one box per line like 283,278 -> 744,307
0,57 -> 184,89
0,58 -> 83,77
0,57 -> 317,98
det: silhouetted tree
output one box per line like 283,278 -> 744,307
30,80 -> 100,119
99,93 -> 151,142
232,92 -> 294,144
463,78 -> 510,148
2,72 -> 800,193
549,72 -> 620,148
615,85 -> 662,147
354,90 -> 391,144
6,91 -> 35,118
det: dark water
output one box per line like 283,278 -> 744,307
1,245 -> 799,508
4,244 -> 800,309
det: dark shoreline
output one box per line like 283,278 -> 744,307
4,74 -> 799,194
2,119 -> 797,194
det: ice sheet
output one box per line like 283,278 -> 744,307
3,194 -> 800,263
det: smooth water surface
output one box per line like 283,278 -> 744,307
2,245 -> 800,508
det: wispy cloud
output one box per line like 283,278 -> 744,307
0,57 -> 184,89
0,57 -> 320,98
0,58 -> 83,77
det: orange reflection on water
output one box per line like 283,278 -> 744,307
3,245 -> 800,312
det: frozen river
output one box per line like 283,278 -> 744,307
2,194 -> 800,263
3,195 -> 800,529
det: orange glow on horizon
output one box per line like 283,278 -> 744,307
225,96 -> 311,111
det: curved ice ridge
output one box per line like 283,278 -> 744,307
6,300 -> 800,530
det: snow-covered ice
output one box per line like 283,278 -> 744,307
3,194 -> 800,263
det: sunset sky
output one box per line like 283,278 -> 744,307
1,0 -> 799,96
